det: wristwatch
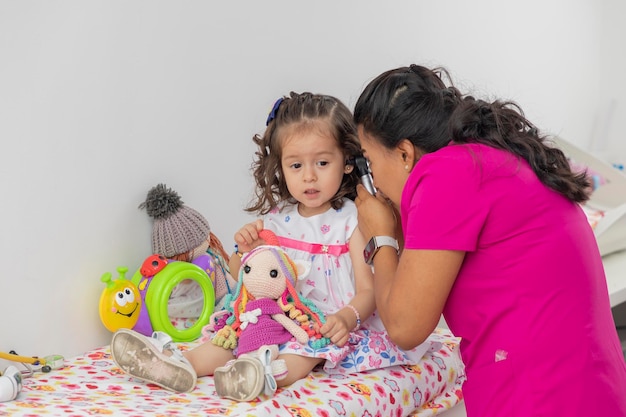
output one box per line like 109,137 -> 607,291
363,236 -> 399,266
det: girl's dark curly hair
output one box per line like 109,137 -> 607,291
246,91 -> 362,215
353,64 -> 590,203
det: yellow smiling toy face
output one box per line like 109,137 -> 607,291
99,267 -> 141,332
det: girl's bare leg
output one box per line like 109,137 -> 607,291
276,354 -> 324,387
183,342 -> 236,377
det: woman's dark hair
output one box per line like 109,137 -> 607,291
354,64 -> 590,203
247,91 -> 362,215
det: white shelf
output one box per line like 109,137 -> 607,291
604,250 -> 626,308
552,137 -> 626,257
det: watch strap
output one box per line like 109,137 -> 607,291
364,235 -> 399,265
373,236 -> 399,253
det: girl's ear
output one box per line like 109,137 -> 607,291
344,164 -> 354,174
294,260 -> 312,280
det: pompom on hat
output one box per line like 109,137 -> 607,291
139,184 -> 210,258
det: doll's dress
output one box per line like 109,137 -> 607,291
235,298 -> 295,356
264,200 -> 441,375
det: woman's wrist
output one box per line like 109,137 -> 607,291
363,236 -> 399,266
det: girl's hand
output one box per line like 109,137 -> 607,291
355,184 -> 397,241
233,219 -> 265,253
320,313 -> 351,348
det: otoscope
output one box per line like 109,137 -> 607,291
354,156 -> 376,195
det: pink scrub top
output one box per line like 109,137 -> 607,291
401,143 -> 626,416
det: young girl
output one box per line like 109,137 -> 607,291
110,92 -> 437,400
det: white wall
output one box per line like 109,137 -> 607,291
0,1 -> 616,360
595,0 -> 626,160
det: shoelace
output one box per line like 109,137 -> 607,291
258,348 -> 277,396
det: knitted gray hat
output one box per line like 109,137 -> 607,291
139,184 -> 210,258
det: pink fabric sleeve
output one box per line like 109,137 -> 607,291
401,150 -> 489,252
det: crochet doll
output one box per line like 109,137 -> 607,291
139,184 -> 237,317
211,232 -> 329,400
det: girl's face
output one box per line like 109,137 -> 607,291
357,126 -> 409,207
280,124 -> 349,217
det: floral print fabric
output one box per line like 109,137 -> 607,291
0,328 -> 465,417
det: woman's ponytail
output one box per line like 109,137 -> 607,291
449,98 -> 590,203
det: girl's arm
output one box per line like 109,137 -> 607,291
345,225 -> 377,325
228,219 -> 266,279
227,251 -> 242,281
320,225 -> 376,347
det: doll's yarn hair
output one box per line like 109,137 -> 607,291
213,245 -> 330,349
279,279 -> 330,349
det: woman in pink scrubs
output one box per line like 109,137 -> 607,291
353,64 -> 626,416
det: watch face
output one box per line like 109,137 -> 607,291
363,237 -> 377,265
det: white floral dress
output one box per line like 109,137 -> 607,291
265,200 -> 438,374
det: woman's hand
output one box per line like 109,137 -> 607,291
233,219 -> 265,253
355,184 -> 397,241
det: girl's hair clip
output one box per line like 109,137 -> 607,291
266,97 -> 284,126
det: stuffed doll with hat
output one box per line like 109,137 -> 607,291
139,183 -> 237,316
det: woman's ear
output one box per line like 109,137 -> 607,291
397,139 -> 424,169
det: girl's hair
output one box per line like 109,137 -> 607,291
246,91 -> 363,215
354,64 -> 590,203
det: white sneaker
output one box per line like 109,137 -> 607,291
213,345 -> 289,401
214,357 -> 265,401
111,328 -> 196,393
